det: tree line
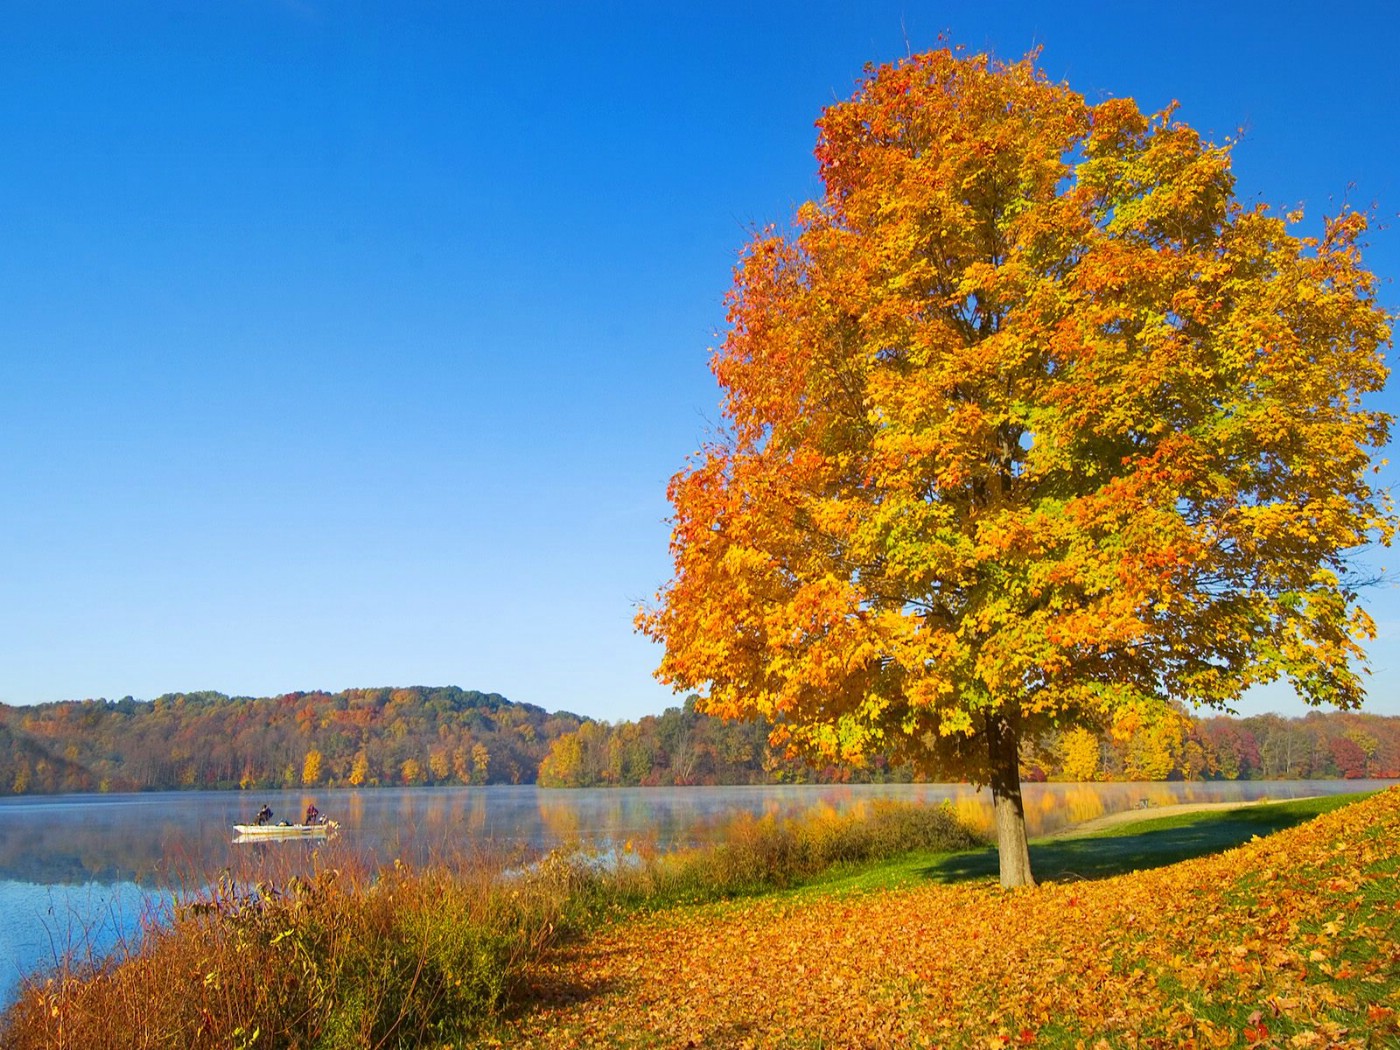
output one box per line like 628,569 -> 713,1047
0,686 -> 583,795
537,699 -> 1399,787
1,686 -> 1396,796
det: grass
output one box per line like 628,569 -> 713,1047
785,793 -> 1367,898
923,793 -> 1366,885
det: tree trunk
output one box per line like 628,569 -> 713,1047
986,711 -> 1035,889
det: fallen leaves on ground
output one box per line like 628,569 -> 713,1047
497,790 -> 1400,1049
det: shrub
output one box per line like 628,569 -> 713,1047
0,857 -> 574,1050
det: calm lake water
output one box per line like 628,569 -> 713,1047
0,779 -> 1389,1007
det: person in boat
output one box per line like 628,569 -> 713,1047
255,804 -> 273,826
304,803 -> 320,826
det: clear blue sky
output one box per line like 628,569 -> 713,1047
2,1 -> 1397,722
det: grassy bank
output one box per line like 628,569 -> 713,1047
779,792 -> 1367,899
0,800 -> 979,1049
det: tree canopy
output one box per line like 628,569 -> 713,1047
639,47 -> 1393,886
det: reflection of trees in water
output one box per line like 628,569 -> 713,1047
0,811 -> 215,886
536,794 -> 583,843
323,788 -> 535,868
0,822 -> 142,884
424,794 -> 448,828
381,790 -> 494,862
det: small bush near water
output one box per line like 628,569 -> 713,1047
0,801 -> 981,1050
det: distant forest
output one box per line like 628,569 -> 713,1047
535,698 -> 1400,786
1,686 -> 1397,796
0,686 -> 583,795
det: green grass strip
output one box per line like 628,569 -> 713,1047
796,793 -> 1372,896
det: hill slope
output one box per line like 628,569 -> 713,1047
0,686 -> 584,793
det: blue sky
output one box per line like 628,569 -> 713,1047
2,1 -> 1397,722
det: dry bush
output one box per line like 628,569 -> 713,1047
1,853 -> 580,1050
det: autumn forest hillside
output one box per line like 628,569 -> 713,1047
0,686 -> 583,795
1,686 -> 1398,796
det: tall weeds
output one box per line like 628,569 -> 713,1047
0,800 -> 982,1050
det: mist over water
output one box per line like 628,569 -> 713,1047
0,780 -> 1388,1007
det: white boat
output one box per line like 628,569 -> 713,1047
233,820 -> 338,840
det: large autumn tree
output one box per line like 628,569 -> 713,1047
639,48 -> 1394,888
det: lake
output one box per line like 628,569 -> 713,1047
0,779 -> 1388,1008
